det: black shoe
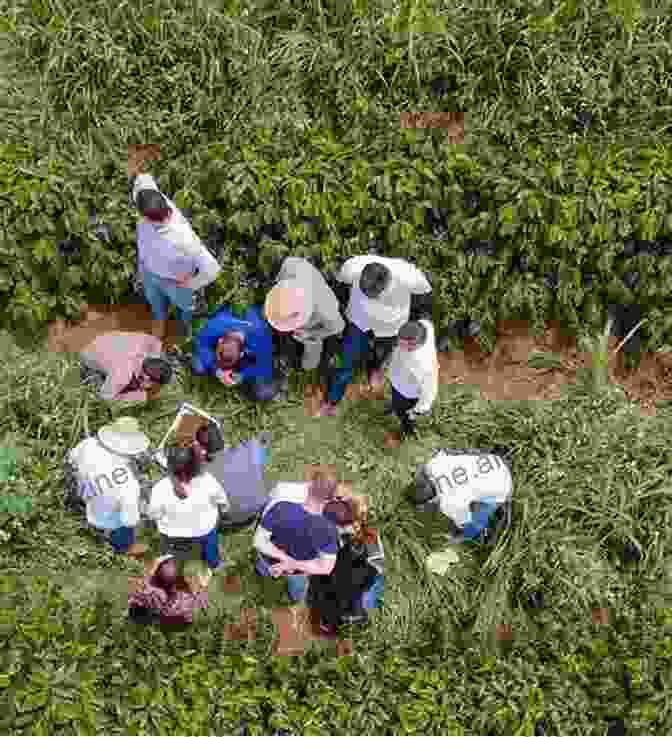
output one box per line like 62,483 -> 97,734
382,401 -> 395,415
340,607 -> 369,627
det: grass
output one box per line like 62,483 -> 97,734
1,0 -> 672,732
2,326 -> 672,733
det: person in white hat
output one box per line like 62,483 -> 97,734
264,256 -> 345,373
66,417 -> 151,556
317,256 -> 432,417
381,319 -> 439,441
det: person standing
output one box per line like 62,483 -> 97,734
191,304 -> 282,402
128,168 -> 221,341
253,466 -> 339,603
263,256 -> 345,373
146,445 -> 228,571
383,319 -> 439,440
318,256 -> 432,417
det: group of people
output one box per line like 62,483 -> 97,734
78,167 -> 440,440
66,415 -> 384,634
66,162 -> 442,634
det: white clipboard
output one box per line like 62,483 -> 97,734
152,403 -> 223,470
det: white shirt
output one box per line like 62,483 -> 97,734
67,438 -> 141,530
387,319 -> 439,414
132,173 -> 221,292
337,256 -> 431,337
148,471 -> 229,538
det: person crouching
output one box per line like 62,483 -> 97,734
128,554 -> 209,626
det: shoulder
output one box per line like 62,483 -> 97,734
151,477 -> 172,496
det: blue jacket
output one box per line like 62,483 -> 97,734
193,305 -> 274,381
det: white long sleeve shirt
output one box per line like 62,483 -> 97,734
147,471 -> 230,538
132,173 -> 221,292
387,319 -> 439,414
67,438 -> 141,530
336,256 -> 431,337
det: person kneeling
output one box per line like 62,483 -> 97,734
128,554 -> 209,626
191,304 -> 283,402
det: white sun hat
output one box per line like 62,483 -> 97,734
97,416 -> 150,457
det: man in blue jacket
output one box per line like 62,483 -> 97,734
191,305 -> 281,401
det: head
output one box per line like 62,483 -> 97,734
359,262 -> 391,299
324,483 -> 370,544
152,556 -> 178,592
304,464 -> 339,511
140,356 -> 173,391
397,320 -> 428,353
136,189 -> 172,223
166,444 -> 202,486
193,422 -> 225,463
264,284 -> 309,333
216,333 -> 244,370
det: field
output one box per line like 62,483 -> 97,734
1,0 -> 672,734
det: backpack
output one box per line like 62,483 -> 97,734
409,447 -> 513,545
307,536 -> 378,629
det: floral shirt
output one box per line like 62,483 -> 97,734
128,579 -> 209,623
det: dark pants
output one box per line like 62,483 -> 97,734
391,385 -> 419,437
159,526 -> 221,569
327,322 -> 397,404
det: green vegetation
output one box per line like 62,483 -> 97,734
1,0 -> 672,733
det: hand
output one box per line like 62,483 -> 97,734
292,328 -> 307,339
174,273 -> 193,289
216,369 -> 236,386
270,559 -> 298,577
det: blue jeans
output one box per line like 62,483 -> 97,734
160,526 -> 222,569
327,323 -> 397,404
109,526 -> 135,552
361,573 -> 384,610
141,268 -> 193,324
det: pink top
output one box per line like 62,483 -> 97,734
80,332 -> 163,401
128,579 -> 209,623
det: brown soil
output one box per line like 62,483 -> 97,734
44,308 -> 672,418
304,319 -> 672,419
128,144 -> 161,176
45,302 -> 185,356
271,605 -> 345,656
223,607 -> 258,643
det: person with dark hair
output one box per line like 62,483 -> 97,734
191,424 -> 272,528
318,256 -> 432,417
128,554 -> 209,625
146,444 -> 230,570
129,171 -> 221,340
382,319 -> 439,440
253,466 -> 340,602
191,305 -> 282,402
263,256 -> 345,373
79,331 -> 173,402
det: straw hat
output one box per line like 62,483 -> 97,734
264,284 -> 310,332
97,416 -> 150,457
